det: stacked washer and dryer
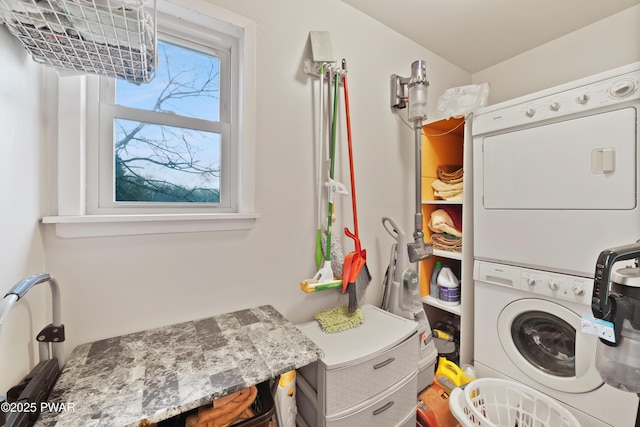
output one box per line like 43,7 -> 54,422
472,62 -> 640,427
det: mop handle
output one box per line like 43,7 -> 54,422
325,71 -> 341,260
315,64 -> 326,269
316,64 -> 325,230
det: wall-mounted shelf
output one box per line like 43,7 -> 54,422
0,0 -> 156,84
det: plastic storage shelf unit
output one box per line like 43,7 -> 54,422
0,0 -> 156,83
295,304 -> 423,427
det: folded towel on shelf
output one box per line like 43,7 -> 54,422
435,191 -> 462,201
432,179 -> 463,200
437,164 -> 463,182
428,205 -> 463,252
430,233 -> 462,252
431,179 -> 463,193
440,205 -> 462,232
428,209 -> 462,238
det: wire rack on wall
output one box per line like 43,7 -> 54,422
0,0 -> 156,84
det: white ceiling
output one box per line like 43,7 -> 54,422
341,0 -> 640,73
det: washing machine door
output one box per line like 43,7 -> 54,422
497,298 -> 603,393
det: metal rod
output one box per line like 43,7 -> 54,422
7,273 -> 52,299
414,122 -> 423,232
48,277 -> 64,367
39,341 -> 50,363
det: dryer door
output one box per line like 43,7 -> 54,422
473,105 -> 640,277
497,299 -> 603,393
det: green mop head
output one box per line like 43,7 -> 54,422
314,305 -> 364,333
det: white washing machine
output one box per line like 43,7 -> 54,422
474,260 -> 638,427
471,63 -> 640,426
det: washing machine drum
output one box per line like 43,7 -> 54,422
497,299 -> 603,393
511,311 -> 575,376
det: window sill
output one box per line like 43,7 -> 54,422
41,213 -> 260,238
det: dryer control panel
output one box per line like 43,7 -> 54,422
473,63 -> 640,135
474,261 -> 593,306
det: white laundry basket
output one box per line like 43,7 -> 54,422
449,378 -> 581,427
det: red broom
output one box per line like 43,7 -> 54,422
341,59 -> 371,313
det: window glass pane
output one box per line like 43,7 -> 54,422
114,119 -> 221,203
115,41 -> 220,122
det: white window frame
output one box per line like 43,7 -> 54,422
42,0 -> 258,238
92,18 -> 234,214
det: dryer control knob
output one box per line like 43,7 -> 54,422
549,101 -> 560,111
576,93 -> 590,104
610,80 -> 636,98
572,286 -> 585,296
548,281 -> 560,292
525,108 -> 536,117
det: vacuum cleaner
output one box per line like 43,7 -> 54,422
382,59 -> 437,391
380,217 -> 429,325
380,217 -> 436,391
382,60 -> 433,319
391,59 -> 433,264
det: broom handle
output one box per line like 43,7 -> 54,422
316,65 -> 324,229
342,59 -> 360,252
315,64 -> 326,268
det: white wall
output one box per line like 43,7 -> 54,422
0,30 -> 48,396
41,0 -> 470,357
473,5 -> 640,104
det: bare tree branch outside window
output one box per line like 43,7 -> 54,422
114,41 -> 222,203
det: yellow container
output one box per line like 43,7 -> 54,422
435,357 -> 475,392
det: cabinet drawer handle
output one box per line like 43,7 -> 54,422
373,400 -> 394,416
373,357 -> 395,369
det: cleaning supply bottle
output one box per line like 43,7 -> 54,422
437,265 -> 460,306
430,261 -> 442,299
435,357 -> 474,393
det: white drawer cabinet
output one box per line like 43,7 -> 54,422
296,305 -> 418,427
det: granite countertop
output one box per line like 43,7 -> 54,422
35,305 -> 323,426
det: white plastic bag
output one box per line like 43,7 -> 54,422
436,82 -> 490,119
